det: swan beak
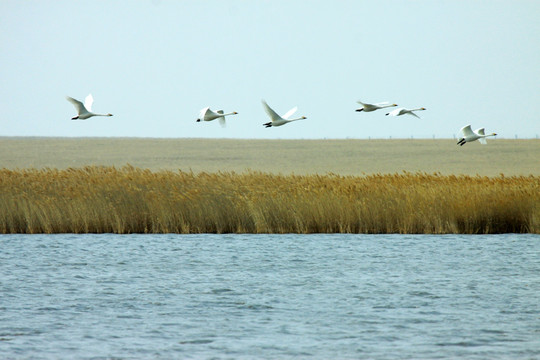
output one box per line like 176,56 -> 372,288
233,112 -> 238,114
108,113 -> 113,116
393,104 -> 398,106
196,119 -> 201,122
421,107 -> 426,110
302,116 -> 307,119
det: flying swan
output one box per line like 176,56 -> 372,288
356,101 -> 397,112
196,107 -> 238,127
66,94 -> 113,120
457,125 -> 497,146
262,100 -> 306,128
385,107 -> 426,118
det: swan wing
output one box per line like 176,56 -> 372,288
460,125 -> 475,137
66,96 -> 87,114
475,128 -> 485,136
219,117 -> 226,128
282,106 -> 297,120
261,100 -> 281,122
84,94 -> 94,112
199,107 -> 210,119
478,138 -> 487,145
408,111 -> 420,119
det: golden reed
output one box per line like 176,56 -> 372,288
1,166 -> 538,234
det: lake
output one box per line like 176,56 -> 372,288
1,234 -> 539,359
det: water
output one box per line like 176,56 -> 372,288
1,234 -> 539,359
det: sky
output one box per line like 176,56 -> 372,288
1,0 -> 539,139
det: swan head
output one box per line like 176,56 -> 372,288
420,107 -> 426,110
233,112 -> 238,114
302,116 -> 307,119
107,113 -> 113,116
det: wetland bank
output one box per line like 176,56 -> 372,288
1,137 -> 539,234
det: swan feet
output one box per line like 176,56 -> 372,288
457,138 -> 466,146
263,122 -> 272,128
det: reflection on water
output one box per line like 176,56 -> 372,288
1,234 -> 539,359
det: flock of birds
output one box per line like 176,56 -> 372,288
66,95 -> 497,146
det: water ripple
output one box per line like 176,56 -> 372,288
0,233 -> 538,359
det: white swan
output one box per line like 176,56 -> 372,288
356,101 -> 397,112
457,125 -> 497,146
262,100 -> 306,128
66,94 -> 112,120
385,107 -> 426,118
196,107 -> 238,127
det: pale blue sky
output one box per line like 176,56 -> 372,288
1,0 -> 539,139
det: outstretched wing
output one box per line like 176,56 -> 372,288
261,100 -> 281,122
476,128 -> 487,144
198,106 -> 210,119
84,94 -> 94,112
408,110 -> 420,119
460,125 -> 475,137
66,96 -> 87,114
282,106 -> 297,120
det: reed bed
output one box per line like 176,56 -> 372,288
1,166 -> 538,234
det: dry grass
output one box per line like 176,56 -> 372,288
1,137 -> 539,176
1,166 -> 538,234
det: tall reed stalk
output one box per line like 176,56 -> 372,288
1,166 -> 538,234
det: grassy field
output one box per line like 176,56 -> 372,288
1,137 -> 538,234
1,166 -> 538,234
0,137 -> 538,176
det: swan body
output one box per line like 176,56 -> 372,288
457,125 -> 497,146
356,101 -> 397,112
66,94 -> 112,120
385,107 -> 426,118
196,107 -> 238,127
262,100 -> 306,128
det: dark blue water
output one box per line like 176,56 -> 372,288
0,234 -> 538,359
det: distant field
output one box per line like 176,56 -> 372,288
0,137 -> 538,176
